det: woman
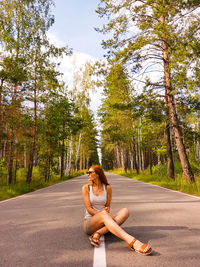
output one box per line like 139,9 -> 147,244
82,165 -> 152,255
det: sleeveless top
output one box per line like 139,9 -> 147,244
84,184 -> 107,219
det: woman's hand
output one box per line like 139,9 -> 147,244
102,207 -> 110,213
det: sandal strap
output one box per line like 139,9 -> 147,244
93,231 -> 101,238
138,243 -> 150,253
128,238 -> 137,250
90,231 -> 101,240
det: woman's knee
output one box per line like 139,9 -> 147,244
113,208 -> 129,225
121,207 -> 130,218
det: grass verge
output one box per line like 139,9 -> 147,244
0,170 -> 85,201
109,168 -> 200,197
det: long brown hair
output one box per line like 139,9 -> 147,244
91,165 -> 109,185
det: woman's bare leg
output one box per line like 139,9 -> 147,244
96,208 -> 129,236
86,209 -> 133,244
86,208 -> 151,252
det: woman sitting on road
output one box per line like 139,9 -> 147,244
82,165 -> 152,255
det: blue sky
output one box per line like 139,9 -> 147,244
48,0 -> 107,118
49,1 -> 106,160
50,0 -> 106,59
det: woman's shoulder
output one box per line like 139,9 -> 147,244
106,184 -> 112,191
82,183 -> 90,192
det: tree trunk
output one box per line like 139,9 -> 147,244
148,126 -> 152,175
116,146 -> 121,168
24,145 -> 27,168
60,137 -> 65,179
129,149 -> 133,170
7,84 -> 18,185
165,68 -> 175,179
83,149 -> 86,170
80,145 -> 83,170
133,134 -> 139,174
65,135 -> 73,175
26,146 -> 34,183
26,81 -> 37,184
3,130 -> 7,158
0,79 -> 4,158
168,93 -> 194,183
137,124 -> 141,171
75,132 -> 81,170
121,146 -> 124,170
123,146 -> 128,172
7,129 -> 14,185
141,150 -> 145,171
161,15 -> 195,184
166,121 -> 175,178
13,159 -> 18,184
157,153 -> 161,174
196,118 -> 200,163
47,155 -> 51,181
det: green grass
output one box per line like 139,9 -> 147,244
109,163 -> 200,197
0,168 -> 85,201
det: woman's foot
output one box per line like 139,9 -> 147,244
128,238 -> 152,255
89,232 -> 101,247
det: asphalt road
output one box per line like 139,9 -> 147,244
0,173 -> 200,267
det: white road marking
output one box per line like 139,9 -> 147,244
132,179 -> 200,200
93,235 -> 106,267
0,179 -> 78,204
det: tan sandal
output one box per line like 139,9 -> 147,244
128,238 -> 152,256
89,232 -> 101,247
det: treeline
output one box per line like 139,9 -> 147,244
0,0 -> 99,186
97,0 -> 200,184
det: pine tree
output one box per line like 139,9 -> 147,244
96,0 -> 200,183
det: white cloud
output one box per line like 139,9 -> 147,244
48,31 -> 95,86
47,31 -> 103,116
59,52 -> 95,88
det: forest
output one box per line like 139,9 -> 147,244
98,0 -> 200,186
0,0 -> 200,199
0,0 -> 99,197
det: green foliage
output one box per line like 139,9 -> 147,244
0,160 -> 7,181
96,0 -> 200,181
110,164 -> 200,196
0,1 -> 98,189
0,56 -> 27,84
0,167 -> 85,201
99,62 -> 134,169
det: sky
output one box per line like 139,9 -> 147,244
48,0 -> 106,115
50,0 -> 106,59
48,1 -> 106,160
48,1 -> 163,113
47,1 -> 164,162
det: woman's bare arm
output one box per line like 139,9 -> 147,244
105,184 -> 112,213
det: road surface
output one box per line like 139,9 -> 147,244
0,173 -> 199,267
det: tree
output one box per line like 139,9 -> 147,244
0,0 -> 73,184
71,63 -> 99,170
38,93 -> 79,180
99,63 -> 134,171
96,0 -> 200,183
26,35 -> 71,184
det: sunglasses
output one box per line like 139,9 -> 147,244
87,171 -> 95,175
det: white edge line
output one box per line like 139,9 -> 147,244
93,235 -> 106,267
108,172 -> 200,200
129,177 -> 200,200
0,175 -> 86,204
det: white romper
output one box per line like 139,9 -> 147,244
84,184 -> 107,219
